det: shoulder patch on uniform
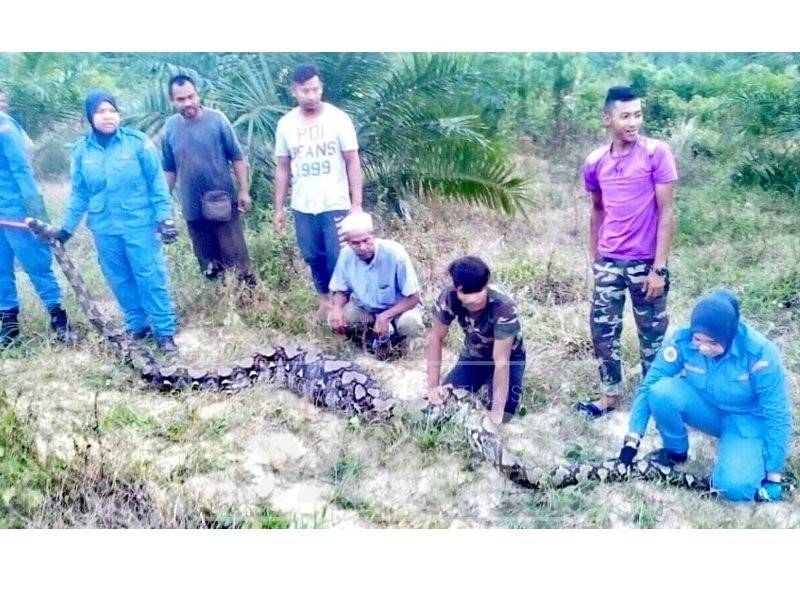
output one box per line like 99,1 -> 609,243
751,359 -> 770,373
663,346 -> 678,363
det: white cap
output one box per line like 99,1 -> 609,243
339,212 -> 374,235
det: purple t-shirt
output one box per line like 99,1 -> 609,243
583,136 -> 678,260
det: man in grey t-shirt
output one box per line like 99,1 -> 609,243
162,74 -> 256,286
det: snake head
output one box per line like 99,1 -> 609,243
24,217 -> 54,240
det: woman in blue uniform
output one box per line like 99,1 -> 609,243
55,90 -> 180,355
618,289 -> 792,501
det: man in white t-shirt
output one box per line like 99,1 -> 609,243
273,64 -> 364,320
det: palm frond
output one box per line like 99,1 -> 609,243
212,55 -> 291,151
364,143 -> 530,215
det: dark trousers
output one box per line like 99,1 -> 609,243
444,349 -> 527,421
186,211 -> 255,285
293,209 -> 349,294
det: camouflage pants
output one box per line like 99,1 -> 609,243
590,258 -> 670,396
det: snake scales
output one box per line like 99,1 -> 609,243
26,218 -> 726,497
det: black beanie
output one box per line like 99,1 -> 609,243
690,289 -> 741,351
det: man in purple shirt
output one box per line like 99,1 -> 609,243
577,86 -> 678,419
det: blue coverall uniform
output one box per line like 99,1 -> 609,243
62,127 -> 177,336
629,322 -> 792,501
0,113 -> 62,311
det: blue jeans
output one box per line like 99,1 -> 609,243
93,226 -> 176,337
293,209 -> 349,294
0,226 -> 62,310
444,348 -> 527,421
648,376 -> 767,501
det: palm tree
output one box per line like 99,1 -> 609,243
0,52 -> 102,138
726,85 -> 800,196
122,52 -> 530,216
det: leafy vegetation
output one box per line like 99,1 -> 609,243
2,52 -> 799,528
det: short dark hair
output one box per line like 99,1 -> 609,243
448,256 -> 491,294
168,74 -> 197,97
291,64 -> 321,85
604,86 -> 639,113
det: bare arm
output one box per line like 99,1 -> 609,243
164,171 -> 176,192
377,292 -> 421,324
589,189 -> 604,261
231,159 -> 252,213
342,149 -> 363,211
328,291 -> 350,333
426,320 -> 450,399
643,182 -> 674,301
490,336 -> 514,424
652,182 -> 674,270
273,156 -> 291,232
331,291 -> 349,309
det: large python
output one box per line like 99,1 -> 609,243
23,218 -> 746,497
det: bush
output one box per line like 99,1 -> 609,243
32,138 -> 72,180
731,144 -> 800,198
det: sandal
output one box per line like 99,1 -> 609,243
575,401 -> 616,419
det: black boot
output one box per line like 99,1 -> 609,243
645,448 -> 688,468
0,307 -> 21,348
155,335 -> 179,356
131,326 -> 153,341
49,305 -> 79,345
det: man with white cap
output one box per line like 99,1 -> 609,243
328,212 -> 424,354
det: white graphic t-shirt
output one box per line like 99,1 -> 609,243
274,103 -> 359,215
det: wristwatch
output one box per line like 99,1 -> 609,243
651,266 -> 669,278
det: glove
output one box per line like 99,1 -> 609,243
755,480 -> 783,502
157,220 -> 179,244
24,193 -> 50,224
619,445 -> 638,466
53,229 -> 72,245
618,433 -> 640,466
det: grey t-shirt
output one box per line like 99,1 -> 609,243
162,108 -> 244,221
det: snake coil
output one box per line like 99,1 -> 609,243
27,218 -> 741,497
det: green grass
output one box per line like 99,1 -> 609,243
101,403 -> 158,432
632,500 -> 660,529
3,147 -> 800,529
200,501 -> 326,529
0,391 -> 52,527
330,455 -> 364,484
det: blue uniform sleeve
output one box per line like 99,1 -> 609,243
62,145 -> 91,234
751,343 -> 792,473
139,137 -> 174,223
0,119 -> 39,199
629,338 -> 685,436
